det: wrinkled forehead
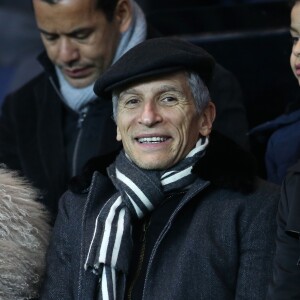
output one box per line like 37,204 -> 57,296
116,71 -> 190,97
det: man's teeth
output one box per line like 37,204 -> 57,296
138,137 -> 167,143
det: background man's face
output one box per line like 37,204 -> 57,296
33,0 -> 125,88
116,72 -> 214,170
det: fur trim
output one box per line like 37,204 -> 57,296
0,167 -> 52,300
69,131 -> 257,194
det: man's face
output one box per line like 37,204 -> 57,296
33,0 -> 131,88
116,72 -> 215,170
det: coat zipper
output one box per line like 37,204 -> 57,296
49,75 -> 89,177
77,172 -> 98,300
127,218 -> 151,300
71,108 -> 88,176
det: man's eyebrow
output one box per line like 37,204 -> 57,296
39,27 -> 91,36
119,85 -> 182,96
119,88 -> 140,97
39,28 -> 53,35
67,27 -> 92,36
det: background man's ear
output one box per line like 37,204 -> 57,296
199,101 -> 216,137
115,0 -> 132,33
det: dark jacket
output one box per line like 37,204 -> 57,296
0,36 -> 249,217
41,132 -> 279,300
267,161 -> 300,300
249,108 -> 300,184
0,57 -> 121,216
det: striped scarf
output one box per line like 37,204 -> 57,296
85,137 -> 209,300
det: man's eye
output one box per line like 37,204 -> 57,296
42,33 -> 58,41
125,98 -> 140,106
161,96 -> 177,104
73,30 -> 92,40
75,32 -> 90,40
291,36 -> 300,45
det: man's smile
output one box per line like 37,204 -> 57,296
136,136 -> 170,143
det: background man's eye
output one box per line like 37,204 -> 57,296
76,33 -> 89,40
43,34 -> 58,41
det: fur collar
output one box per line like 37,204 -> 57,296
0,167 -> 51,299
69,131 -> 257,195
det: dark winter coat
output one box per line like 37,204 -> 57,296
41,132 -> 279,300
249,108 -> 300,184
267,161 -> 300,300
0,38 -> 249,217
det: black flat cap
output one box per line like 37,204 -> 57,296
94,37 -> 216,99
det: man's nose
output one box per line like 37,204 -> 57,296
57,37 -> 79,65
138,102 -> 163,127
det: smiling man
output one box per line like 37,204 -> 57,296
41,38 -> 280,300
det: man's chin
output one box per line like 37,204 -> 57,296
133,159 -> 173,171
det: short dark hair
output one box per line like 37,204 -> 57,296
96,0 -> 120,21
37,0 -> 120,21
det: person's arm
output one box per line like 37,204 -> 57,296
235,187 -> 278,299
266,176 -> 300,299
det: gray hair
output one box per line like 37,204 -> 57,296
112,71 -> 211,121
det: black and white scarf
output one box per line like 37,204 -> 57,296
85,137 -> 209,299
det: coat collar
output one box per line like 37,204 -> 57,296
69,131 -> 257,195
37,51 -> 60,88
193,130 -> 257,194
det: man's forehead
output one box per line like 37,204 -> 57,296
118,71 -> 189,95
34,0 -> 96,9
36,0 -> 92,4
34,0 -> 101,29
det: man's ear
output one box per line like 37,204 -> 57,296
198,101 -> 216,137
116,126 -> 122,141
115,0 -> 132,33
